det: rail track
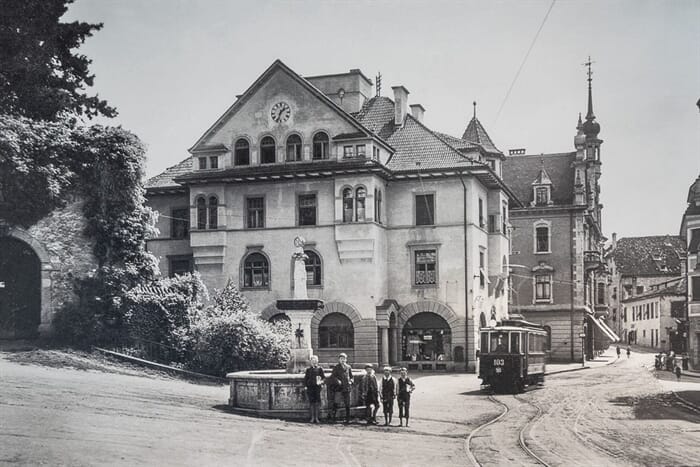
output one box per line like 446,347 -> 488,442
466,392 -> 551,466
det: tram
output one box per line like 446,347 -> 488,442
478,316 -> 548,393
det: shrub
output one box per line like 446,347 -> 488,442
189,281 -> 289,376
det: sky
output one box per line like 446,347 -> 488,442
64,0 -> 700,239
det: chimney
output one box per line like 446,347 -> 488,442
392,86 -> 409,126
410,104 -> 425,123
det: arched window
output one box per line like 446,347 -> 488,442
208,196 -> 218,229
305,250 -> 322,286
234,138 -> 250,166
196,197 -> 206,230
286,134 -> 302,162
243,252 -> 269,288
312,132 -> 329,160
402,312 -> 452,361
319,312 -> 354,348
342,188 -> 354,223
543,325 -> 552,351
260,136 -> 276,164
355,187 -> 366,221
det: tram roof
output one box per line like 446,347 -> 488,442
479,325 -> 547,333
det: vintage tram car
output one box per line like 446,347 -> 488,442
478,317 -> 548,393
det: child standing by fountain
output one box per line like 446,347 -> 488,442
397,367 -> 415,427
304,356 -> 325,423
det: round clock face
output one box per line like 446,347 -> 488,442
271,101 -> 291,123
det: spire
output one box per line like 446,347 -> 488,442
581,56 -> 601,138
462,101 -> 502,154
473,101 -> 477,119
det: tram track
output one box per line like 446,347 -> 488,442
466,392 -> 551,467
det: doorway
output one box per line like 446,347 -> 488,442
0,237 -> 41,338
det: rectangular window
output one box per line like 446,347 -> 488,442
246,197 -> 264,229
373,147 -> 380,161
415,194 -> 435,226
479,250 -> 485,288
170,207 -> 189,239
488,215 -> 497,233
478,198 -> 484,228
536,226 -> 549,252
343,146 -> 354,158
209,156 -> 218,169
502,205 -> 507,234
692,277 -> 700,301
535,187 -> 548,205
510,333 -> 520,354
298,194 -> 317,226
414,249 -> 437,285
535,274 -> 552,301
689,228 -> 700,253
169,256 -> 193,278
355,144 -> 366,158
198,157 -> 207,169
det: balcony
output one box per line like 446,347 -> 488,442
584,250 -> 603,271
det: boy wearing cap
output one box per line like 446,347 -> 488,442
397,367 -> 415,427
330,353 -> 353,423
380,366 -> 396,426
359,364 -> 379,425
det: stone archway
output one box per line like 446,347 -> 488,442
0,227 -> 53,338
398,300 -> 462,365
310,301 -> 362,362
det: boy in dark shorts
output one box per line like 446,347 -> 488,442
359,364 -> 379,425
380,366 -> 396,426
397,367 -> 415,427
304,355 -> 325,423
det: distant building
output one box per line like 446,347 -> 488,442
500,70 -> 617,362
606,235 -> 687,348
680,175 -> 700,368
145,60 -> 514,371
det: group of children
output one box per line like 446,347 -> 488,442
303,353 -> 415,426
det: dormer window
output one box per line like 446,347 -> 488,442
198,157 -> 207,170
535,186 -> 550,205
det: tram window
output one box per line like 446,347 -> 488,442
490,332 -> 508,353
481,332 -> 489,353
529,334 -> 535,352
510,333 -> 520,354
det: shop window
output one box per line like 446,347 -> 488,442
260,136 -> 276,164
415,194 -> 434,226
286,134 -> 302,162
305,250 -> 322,286
312,132 -> 329,160
246,197 -> 264,229
243,252 -> 269,288
171,207 -> 189,239
402,312 -> 451,361
234,138 -> 250,166
298,193 -> 317,226
414,249 -> 437,286
319,313 -> 354,348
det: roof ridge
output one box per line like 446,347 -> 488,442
404,114 -> 481,165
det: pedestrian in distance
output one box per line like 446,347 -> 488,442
359,364 -> 379,425
303,355 -> 325,424
380,366 -> 396,426
397,367 -> 415,427
626,346 -> 631,358
675,364 -> 682,381
616,345 -> 621,358
330,353 -> 354,424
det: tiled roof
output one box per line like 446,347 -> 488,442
612,235 -> 687,276
462,117 -> 501,154
433,131 -> 481,152
354,96 -> 482,171
502,153 -> 576,206
145,158 -> 192,189
622,277 -> 686,302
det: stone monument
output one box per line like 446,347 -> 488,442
277,236 -> 324,373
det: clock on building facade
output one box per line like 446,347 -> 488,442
271,101 -> 291,123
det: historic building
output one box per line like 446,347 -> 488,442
500,68 -> 617,362
606,234 -> 687,348
145,60 -> 516,371
680,175 -> 700,368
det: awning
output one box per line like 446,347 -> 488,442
593,317 -> 620,343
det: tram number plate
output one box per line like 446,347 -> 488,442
495,368 -> 502,374
493,359 -> 505,366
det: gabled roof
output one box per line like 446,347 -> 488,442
354,96 -> 484,172
462,117 -> 501,154
532,166 -> 553,186
145,158 -> 192,191
611,235 -> 687,276
502,153 -> 576,207
189,59 -> 390,154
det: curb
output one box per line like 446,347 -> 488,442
673,392 -> 700,413
545,366 -> 590,376
92,347 -> 227,384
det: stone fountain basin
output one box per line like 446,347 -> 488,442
227,369 -> 367,420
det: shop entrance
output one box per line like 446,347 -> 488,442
402,312 -> 452,362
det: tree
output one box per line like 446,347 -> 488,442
0,0 -> 116,121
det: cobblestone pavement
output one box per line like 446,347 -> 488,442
1,349 -> 699,466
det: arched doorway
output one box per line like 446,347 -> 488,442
0,237 -> 41,338
402,312 -> 452,362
